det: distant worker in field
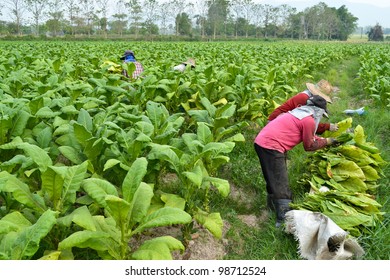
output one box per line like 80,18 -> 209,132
268,79 -> 339,134
173,58 -> 196,72
120,50 -> 144,79
254,95 -> 340,227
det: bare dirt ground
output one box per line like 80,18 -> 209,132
134,180 -> 268,260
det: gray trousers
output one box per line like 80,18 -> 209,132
254,143 -> 292,200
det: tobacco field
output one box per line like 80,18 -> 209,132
0,41 -> 389,260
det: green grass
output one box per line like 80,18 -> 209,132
216,54 -> 390,260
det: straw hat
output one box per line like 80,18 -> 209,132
183,58 -> 196,67
306,79 -> 334,103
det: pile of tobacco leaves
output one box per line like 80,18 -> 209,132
292,118 -> 387,236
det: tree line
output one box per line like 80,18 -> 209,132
0,0 -> 360,40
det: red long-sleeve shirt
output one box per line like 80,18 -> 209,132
256,112 -> 328,153
268,92 -> 330,134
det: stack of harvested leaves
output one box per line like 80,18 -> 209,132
291,118 -> 387,236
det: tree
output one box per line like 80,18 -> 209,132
262,4 -> 277,38
241,0 -> 254,37
285,12 -> 302,39
126,0 -> 142,38
96,0 -> 109,37
336,5 -> 358,40
26,0 -> 47,35
252,3 -> 265,37
194,0 -> 209,38
207,0 -> 230,39
277,4 -> 296,38
63,0 -> 79,35
176,12 -> 192,36
46,0 -> 64,37
80,0 -> 96,36
165,0 -> 190,36
5,0 -> 26,35
159,2 -> 171,35
142,0 -> 160,35
368,23 -> 384,41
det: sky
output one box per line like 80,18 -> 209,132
260,0 -> 390,27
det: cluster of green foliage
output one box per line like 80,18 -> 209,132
0,41 -> 375,260
357,46 -> 390,107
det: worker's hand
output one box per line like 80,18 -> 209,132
327,138 -> 339,146
329,123 -> 339,132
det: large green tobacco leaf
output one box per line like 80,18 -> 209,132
321,200 -> 373,229
181,133 -> 203,154
160,193 -> 186,211
322,117 -> 352,138
0,212 -> 32,235
81,178 -> 119,208
188,109 -> 212,123
147,144 -> 181,173
329,159 -> 365,181
58,145 -> 84,164
204,177 -> 230,198
73,122 -> 93,144
360,165 -> 380,181
132,236 -> 184,260
0,171 -> 47,213
105,195 -> 132,231
122,157 -> 148,203
197,122 -> 213,144
41,168 -> 64,210
41,161 -> 89,212
0,154 -> 34,172
146,101 -> 170,129
0,209 -> 57,260
10,110 -> 30,137
133,207 -> 192,235
35,107 -> 61,118
128,182 -> 154,226
0,137 -> 52,172
66,206 -> 97,231
336,145 -> 375,166
77,108 -> 93,132
36,126 -> 53,149
353,125 -> 366,144
58,212 -> 122,260
339,177 -> 368,192
0,118 -> 12,145
182,164 -> 203,188
58,230 -> 113,256
194,210 -> 223,239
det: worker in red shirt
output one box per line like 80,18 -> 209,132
268,80 -> 339,134
254,95 -> 338,227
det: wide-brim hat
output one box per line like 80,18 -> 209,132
306,79 -> 334,103
183,58 -> 195,67
120,50 -> 135,60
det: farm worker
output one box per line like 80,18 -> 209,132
254,95 -> 339,227
173,58 -> 196,72
120,50 -> 144,79
268,79 -> 339,134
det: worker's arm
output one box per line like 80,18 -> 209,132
301,117 -> 328,151
268,93 -> 309,121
